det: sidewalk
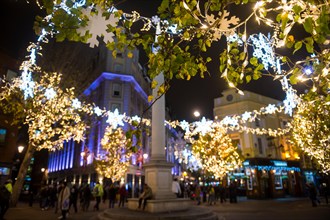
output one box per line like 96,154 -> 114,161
4,197 -> 330,220
5,200 -> 108,220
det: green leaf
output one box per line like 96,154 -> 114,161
303,17 -> 314,34
246,75 -> 251,83
293,41 -> 302,54
250,57 -> 258,66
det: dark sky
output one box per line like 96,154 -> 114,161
0,0 -> 287,122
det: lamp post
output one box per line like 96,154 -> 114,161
193,110 -> 201,120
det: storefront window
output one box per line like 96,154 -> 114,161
275,175 -> 283,189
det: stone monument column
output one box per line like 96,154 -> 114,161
143,72 -> 176,200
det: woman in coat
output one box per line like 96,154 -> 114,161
58,182 -> 70,219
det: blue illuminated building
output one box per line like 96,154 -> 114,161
47,45 -> 152,194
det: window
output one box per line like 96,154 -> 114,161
114,64 -> 123,73
257,138 -> 263,155
232,139 -> 241,150
112,83 -> 122,97
0,128 -> 7,146
255,118 -> 260,127
274,175 -> 283,189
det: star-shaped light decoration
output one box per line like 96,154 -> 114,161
44,88 -> 56,100
194,117 -> 213,135
241,111 -> 252,122
265,104 -> 277,114
93,106 -> 103,116
72,98 -> 82,109
131,115 -> 141,123
179,120 -> 190,133
106,109 -> 125,129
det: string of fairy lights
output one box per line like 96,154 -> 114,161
3,0 -> 329,175
18,0 -> 305,136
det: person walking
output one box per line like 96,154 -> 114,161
138,183 -> 152,210
118,185 -> 127,208
69,185 -> 78,213
57,182 -> 70,219
108,184 -> 117,208
82,184 -> 92,211
93,181 -> 104,211
208,185 -> 215,205
0,179 -> 12,220
195,185 -> 201,205
306,182 -> 318,207
172,178 -> 181,198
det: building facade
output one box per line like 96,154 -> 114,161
214,89 -> 304,199
47,45 -> 154,197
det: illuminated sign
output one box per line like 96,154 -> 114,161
272,160 -> 287,167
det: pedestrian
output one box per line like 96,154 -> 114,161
306,182 -> 318,207
69,185 -> 78,213
219,185 -> 227,203
40,185 -> 49,210
229,182 -> 237,203
93,181 -> 104,211
57,181 -> 70,219
320,183 -> 329,204
49,183 -> 58,208
0,179 -> 12,220
118,184 -> 127,208
108,184 -> 116,208
138,183 -> 152,210
195,185 -> 201,205
82,184 -> 92,211
208,185 -> 215,205
172,178 -> 181,198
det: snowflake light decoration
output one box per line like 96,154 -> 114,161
241,111 -> 252,122
248,33 -> 276,70
194,117 -> 213,135
77,6 -> 119,48
72,98 -> 82,109
44,88 -> 56,100
179,120 -> 190,133
206,10 -> 240,40
93,106 -> 103,116
106,108 -> 125,129
264,104 -> 277,114
20,69 -> 35,100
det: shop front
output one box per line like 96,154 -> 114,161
243,158 -> 303,199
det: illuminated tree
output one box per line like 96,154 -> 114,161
12,0 -> 330,180
0,72 -> 92,206
290,94 -> 330,173
94,126 -> 132,182
191,123 -> 243,179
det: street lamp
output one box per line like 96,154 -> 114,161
18,145 -> 25,153
193,110 -> 200,118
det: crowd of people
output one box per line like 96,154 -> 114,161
0,180 -> 129,220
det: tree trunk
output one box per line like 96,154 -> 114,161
11,143 -> 35,207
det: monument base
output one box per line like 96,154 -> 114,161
97,201 -> 218,220
127,198 -> 190,213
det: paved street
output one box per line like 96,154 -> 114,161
5,197 -> 330,220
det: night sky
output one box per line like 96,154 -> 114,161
0,0 -> 288,122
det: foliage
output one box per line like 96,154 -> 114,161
0,72 -> 92,150
290,94 -> 330,173
30,0 -> 330,172
94,126 -> 132,181
191,123 -> 243,178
